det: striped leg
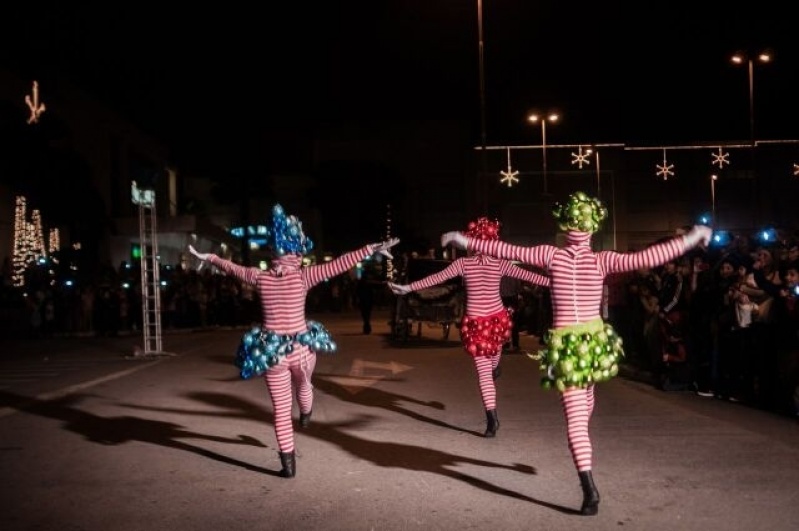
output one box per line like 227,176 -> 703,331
561,386 -> 593,472
586,384 -> 596,418
473,355 -> 497,410
265,361 -> 295,453
290,347 -> 317,416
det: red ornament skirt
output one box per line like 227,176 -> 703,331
460,308 -> 513,357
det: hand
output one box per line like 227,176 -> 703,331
188,244 -> 210,261
387,282 -> 411,295
441,231 -> 468,249
683,225 -> 712,249
371,237 -> 400,259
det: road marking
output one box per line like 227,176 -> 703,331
0,359 -> 165,419
351,359 -> 413,376
326,359 -> 415,394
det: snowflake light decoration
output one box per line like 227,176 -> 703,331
499,148 -> 519,187
656,149 -> 674,180
571,145 -> 592,169
711,147 -> 730,169
25,80 -> 45,124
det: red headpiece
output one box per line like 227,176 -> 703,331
464,217 -> 500,240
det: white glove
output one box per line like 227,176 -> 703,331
441,231 -> 468,249
683,225 -> 712,249
188,244 -> 210,261
388,282 -> 411,295
370,237 -> 400,259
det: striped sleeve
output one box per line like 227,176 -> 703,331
408,261 -> 464,291
208,255 -> 260,285
597,237 -> 685,275
501,261 -> 550,287
468,238 -> 557,270
304,245 -> 373,288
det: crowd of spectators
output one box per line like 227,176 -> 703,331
511,231 -> 799,419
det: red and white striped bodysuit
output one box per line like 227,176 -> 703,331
208,246 -> 373,452
407,255 -> 550,410
468,231 -> 686,471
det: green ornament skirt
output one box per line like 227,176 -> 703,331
532,318 -> 624,391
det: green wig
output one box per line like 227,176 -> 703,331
552,191 -> 608,233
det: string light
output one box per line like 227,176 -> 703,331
385,203 -> 395,280
10,196 -> 57,287
30,209 -> 45,261
49,228 -> 60,263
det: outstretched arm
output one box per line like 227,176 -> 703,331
189,245 -> 260,285
305,238 -> 400,287
445,234 -> 556,270
598,225 -> 712,275
388,282 -> 411,295
502,262 -> 550,288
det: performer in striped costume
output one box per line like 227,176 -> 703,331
189,204 -> 399,478
388,217 -> 550,437
442,192 -> 711,515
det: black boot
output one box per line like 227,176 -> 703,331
484,409 -> 499,438
278,451 -> 296,478
492,363 -> 502,380
299,410 -> 312,428
578,470 -> 600,515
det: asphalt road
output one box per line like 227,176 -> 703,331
1,309 -> 798,531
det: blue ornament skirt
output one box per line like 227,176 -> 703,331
532,318 -> 624,391
235,320 -> 337,379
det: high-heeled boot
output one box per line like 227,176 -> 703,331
299,410 -> 312,428
484,409 -> 499,438
578,470 -> 600,515
278,451 -> 296,478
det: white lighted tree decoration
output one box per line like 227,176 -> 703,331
10,196 -> 53,286
49,228 -> 60,260
711,147 -> 730,168
25,81 -> 46,124
656,148 -> 675,180
12,196 -> 29,286
571,145 -> 591,169
499,148 -> 519,187
30,209 -> 45,262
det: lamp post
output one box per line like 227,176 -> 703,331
475,1 -> 489,213
711,174 -> 718,226
527,112 -> 559,195
731,50 -> 771,148
586,147 -> 616,249
731,50 -> 771,226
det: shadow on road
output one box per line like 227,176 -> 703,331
117,389 -> 577,514
312,372 -> 478,436
0,390 -> 273,475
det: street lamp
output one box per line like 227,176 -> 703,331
731,50 -> 772,147
527,112 -> 559,195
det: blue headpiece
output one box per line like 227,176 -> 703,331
268,204 -> 314,256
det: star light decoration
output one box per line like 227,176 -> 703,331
570,145 -> 592,169
711,147 -> 730,169
25,80 -> 45,124
499,148 -> 519,187
656,148 -> 675,180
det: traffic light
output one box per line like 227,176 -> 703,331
131,243 -> 141,260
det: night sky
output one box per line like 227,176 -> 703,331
3,4 -> 798,178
